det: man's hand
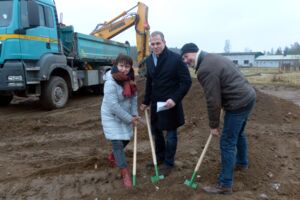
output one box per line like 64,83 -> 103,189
210,128 -> 220,137
165,99 -> 176,109
140,104 -> 148,111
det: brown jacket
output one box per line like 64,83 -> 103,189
196,52 -> 256,128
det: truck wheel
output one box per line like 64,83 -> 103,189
41,76 -> 69,110
0,95 -> 13,106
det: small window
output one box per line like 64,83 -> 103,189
44,6 -> 54,28
233,60 -> 238,64
20,2 -> 54,28
20,1 -> 29,27
0,0 -> 13,27
244,60 -> 249,64
38,5 -> 45,26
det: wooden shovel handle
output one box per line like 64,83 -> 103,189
133,126 -> 137,176
144,109 -> 158,165
194,133 -> 213,172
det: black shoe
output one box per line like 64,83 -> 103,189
234,165 -> 248,171
145,160 -> 164,170
159,164 -> 173,177
202,184 -> 232,195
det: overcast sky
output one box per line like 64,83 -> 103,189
55,0 -> 299,53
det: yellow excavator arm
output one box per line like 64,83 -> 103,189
91,2 -> 150,68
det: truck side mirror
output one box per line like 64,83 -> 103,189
27,0 -> 39,28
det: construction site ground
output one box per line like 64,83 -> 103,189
0,78 -> 299,200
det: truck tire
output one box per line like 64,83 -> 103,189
41,76 -> 69,110
0,95 -> 13,106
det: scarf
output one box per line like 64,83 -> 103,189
111,65 -> 137,97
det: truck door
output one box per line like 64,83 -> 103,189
19,1 -> 58,61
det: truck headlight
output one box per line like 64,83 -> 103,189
8,75 -> 23,81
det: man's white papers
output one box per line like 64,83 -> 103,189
157,101 -> 169,112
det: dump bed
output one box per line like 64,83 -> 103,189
59,25 -> 130,63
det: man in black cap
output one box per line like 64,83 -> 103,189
181,43 -> 256,194
180,43 -> 200,67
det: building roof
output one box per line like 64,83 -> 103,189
256,55 -> 300,61
219,52 -> 263,57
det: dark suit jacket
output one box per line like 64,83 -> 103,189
143,47 -> 192,130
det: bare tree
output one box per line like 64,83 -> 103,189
275,47 -> 283,55
283,47 -> 289,56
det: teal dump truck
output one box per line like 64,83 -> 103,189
0,0 -> 130,109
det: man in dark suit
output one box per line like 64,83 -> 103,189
140,31 -> 192,176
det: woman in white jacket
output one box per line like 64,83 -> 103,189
101,54 -> 138,188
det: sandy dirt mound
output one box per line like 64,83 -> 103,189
0,78 -> 299,200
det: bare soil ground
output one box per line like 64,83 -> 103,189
0,78 -> 299,200
256,85 -> 300,106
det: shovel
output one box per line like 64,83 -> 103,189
185,109 -> 223,189
132,125 -> 137,187
144,109 -> 164,183
184,133 -> 213,189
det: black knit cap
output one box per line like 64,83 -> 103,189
181,43 -> 199,56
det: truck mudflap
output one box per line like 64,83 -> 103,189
0,61 -> 26,91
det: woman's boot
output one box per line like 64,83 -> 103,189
107,152 -> 116,168
120,167 -> 132,188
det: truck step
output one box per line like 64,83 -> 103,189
26,67 -> 41,71
26,81 -> 40,84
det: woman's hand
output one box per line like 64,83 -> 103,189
131,116 -> 139,126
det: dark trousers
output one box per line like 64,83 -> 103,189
152,126 -> 177,167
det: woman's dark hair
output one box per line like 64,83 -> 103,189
114,53 -> 133,67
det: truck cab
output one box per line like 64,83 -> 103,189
0,0 -> 130,109
0,0 -> 61,93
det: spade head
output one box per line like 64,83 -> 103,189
184,179 -> 198,189
132,176 -> 137,187
151,174 -> 164,183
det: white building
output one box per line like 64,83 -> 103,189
219,52 -> 263,67
255,55 -> 300,69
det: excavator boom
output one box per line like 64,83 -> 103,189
91,2 -> 150,70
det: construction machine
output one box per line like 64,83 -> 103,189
91,2 -> 150,73
0,1 -> 150,109
0,0 -> 130,109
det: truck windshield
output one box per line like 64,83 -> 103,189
0,0 -> 13,27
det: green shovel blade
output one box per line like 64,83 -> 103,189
184,179 -> 198,189
151,174 -> 164,183
184,171 -> 198,189
151,164 -> 164,183
132,175 -> 137,187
